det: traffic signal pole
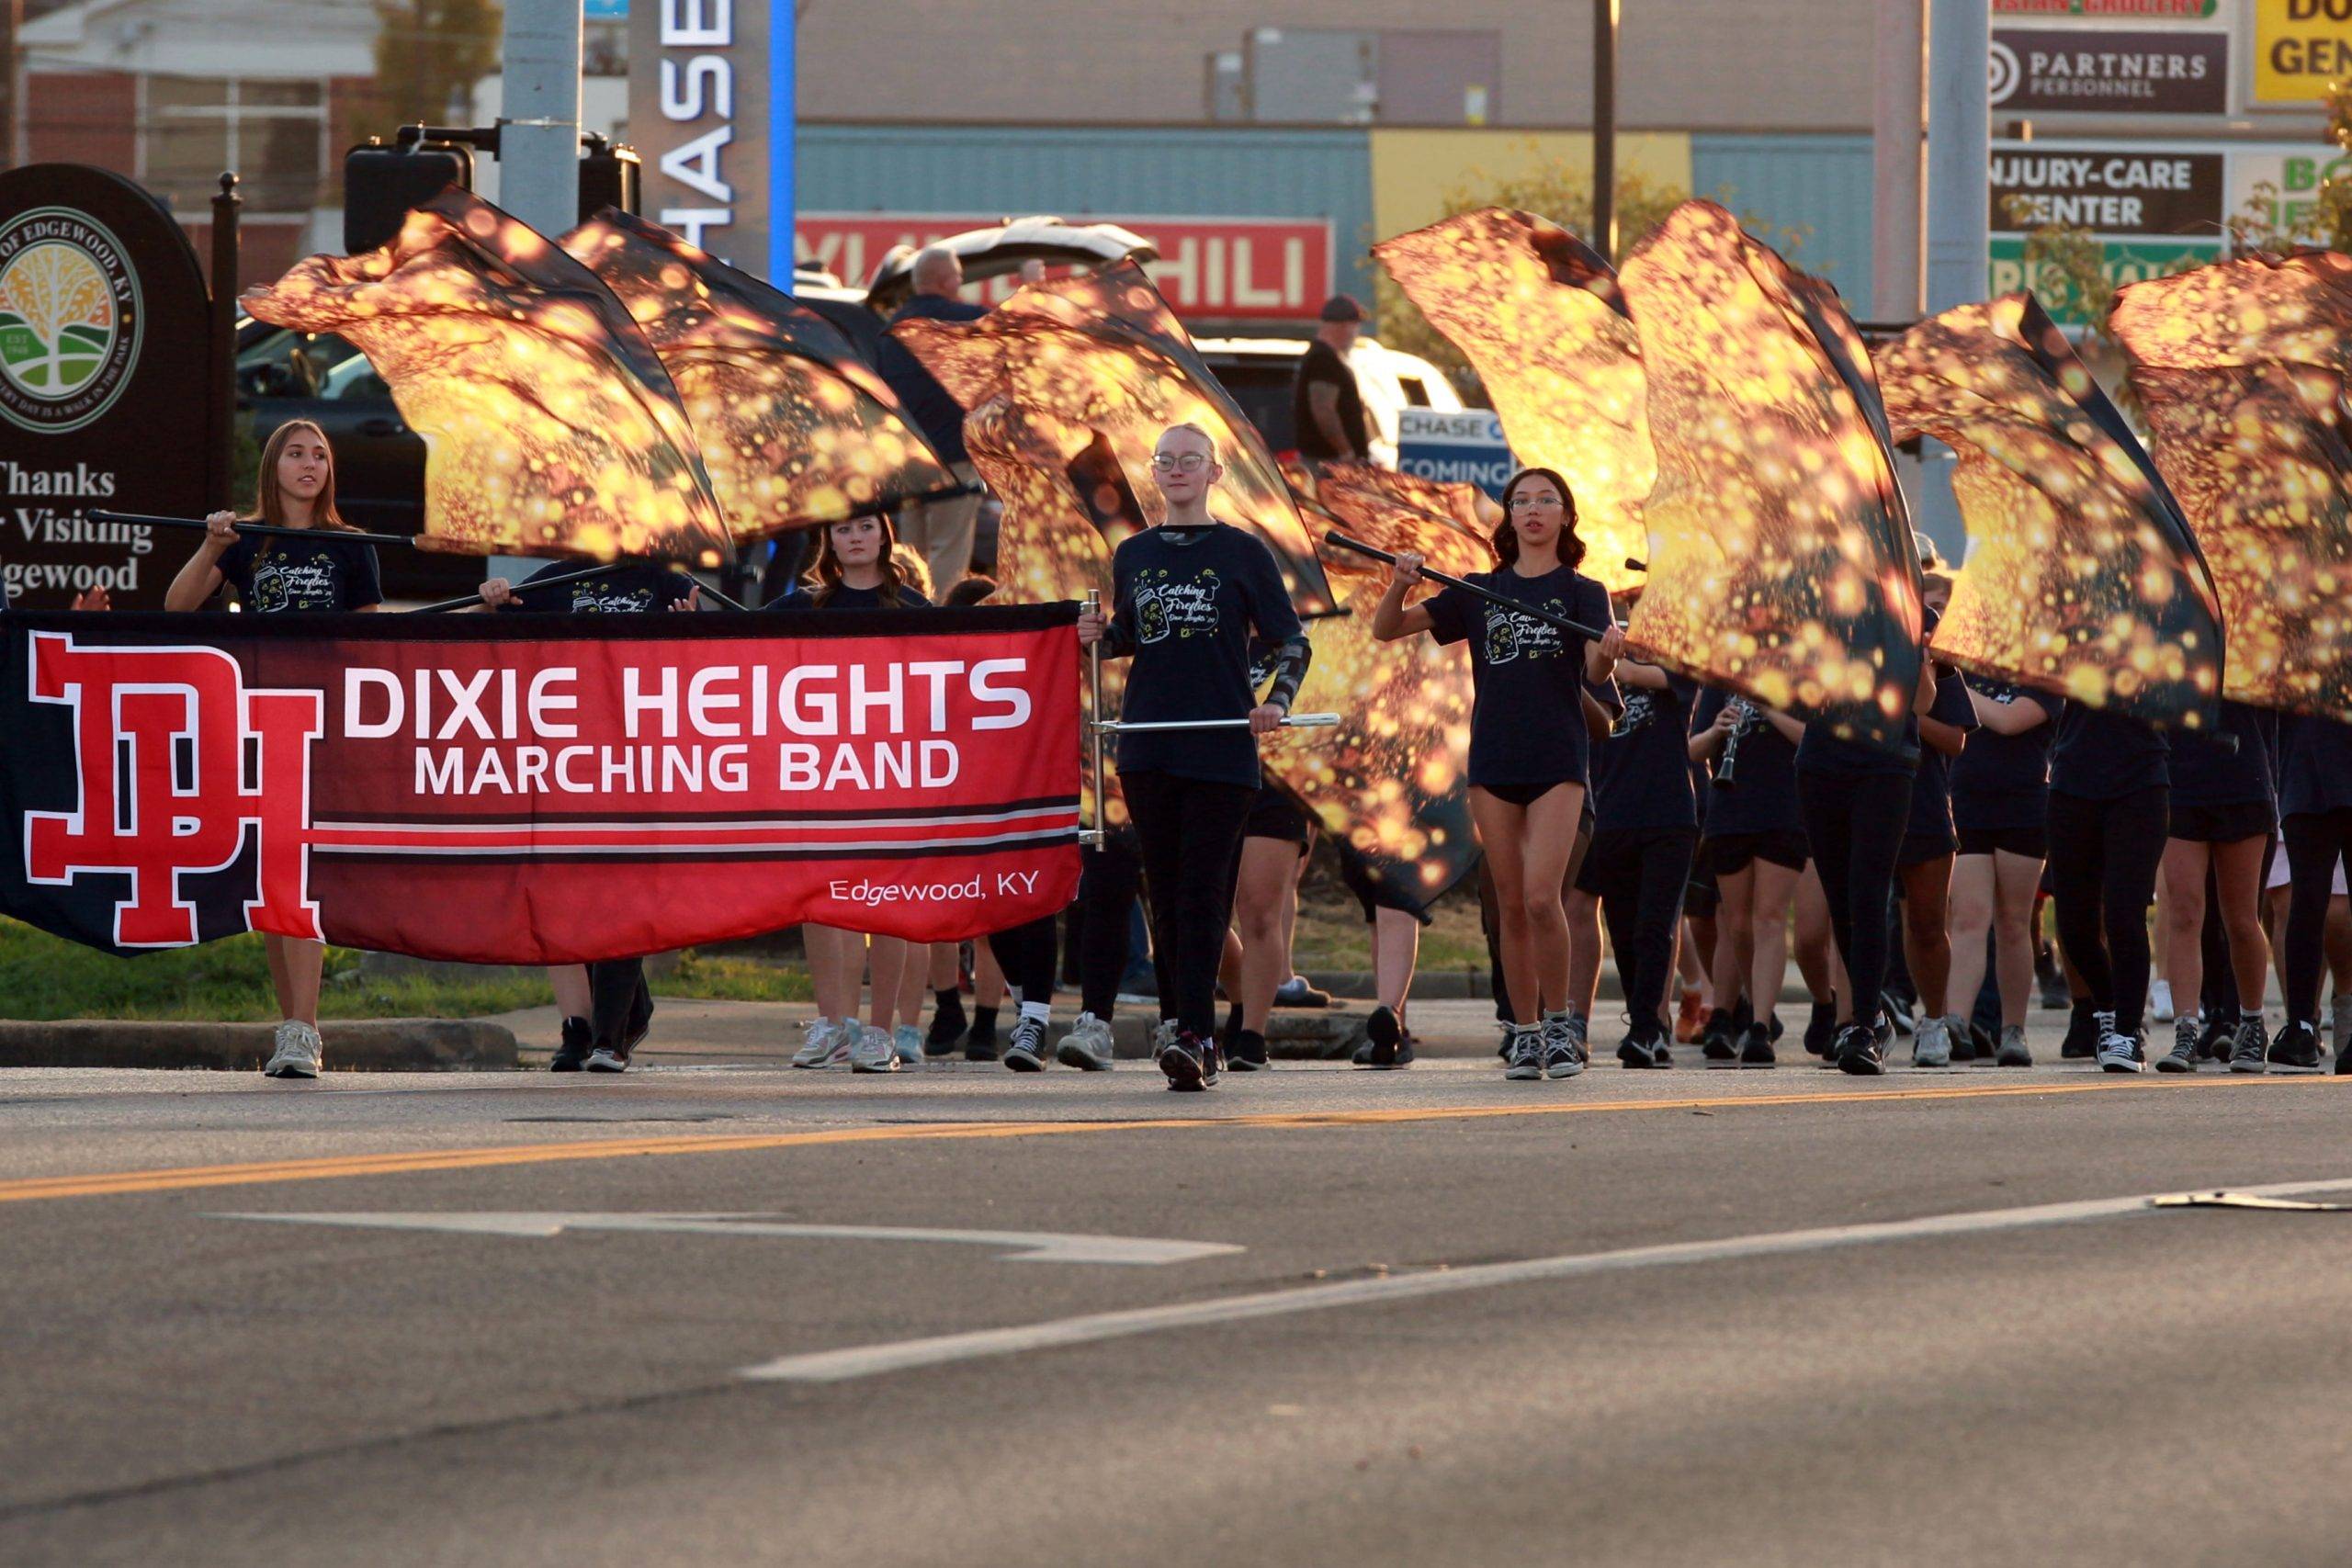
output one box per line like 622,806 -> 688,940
1917,0 -> 1989,560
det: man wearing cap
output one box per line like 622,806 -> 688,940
876,245 -> 989,583
1292,294 -> 1371,470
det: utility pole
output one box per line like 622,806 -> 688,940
1917,0 -> 1989,559
492,0 -> 583,585
1872,0 -> 1927,323
1592,0 -> 1618,264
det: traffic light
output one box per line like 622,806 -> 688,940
578,140 -> 641,222
343,139 -> 473,254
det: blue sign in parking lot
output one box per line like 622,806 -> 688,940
1396,409 -> 1515,499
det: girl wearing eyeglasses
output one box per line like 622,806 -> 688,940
1370,467 -> 1626,1082
1075,423 -> 1311,1090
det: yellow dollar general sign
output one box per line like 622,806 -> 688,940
2256,0 -> 2352,104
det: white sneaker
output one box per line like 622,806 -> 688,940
1056,1011 -> 1115,1071
849,1024 -> 899,1073
791,1017 -> 849,1069
1911,1015 -> 1951,1068
892,1023 -> 924,1066
264,1020 -> 322,1079
2151,980 -> 2175,1024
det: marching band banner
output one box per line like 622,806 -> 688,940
1,608 -> 1082,962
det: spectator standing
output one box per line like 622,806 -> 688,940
1292,295 -> 1371,469
876,246 -> 988,582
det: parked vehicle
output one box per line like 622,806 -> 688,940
1195,336 -> 1465,468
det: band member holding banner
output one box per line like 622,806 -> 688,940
1690,690 -> 1808,1066
2045,704 -> 2170,1073
1076,424 -> 1311,1091
1895,593 -> 1979,1067
2155,702 -> 2277,1072
770,513 -> 933,1073
2272,716 -> 2352,1073
1371,468 -> 1624,1083
477,557 -> 702,1073
1944,676 -> 2054,1068
162,419 -> 380,1080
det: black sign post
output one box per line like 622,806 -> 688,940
0,164 -> 220,609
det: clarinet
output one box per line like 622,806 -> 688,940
1713,698 -> 1754,791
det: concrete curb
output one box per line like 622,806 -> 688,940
0,1019 -> 519,1072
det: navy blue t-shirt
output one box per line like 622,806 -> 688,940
1590,671 -> 1699,832
1949,677 -> 2052,834
2049,703 -> 2168,799
1906,658 -> 1980,838
1691,688 -> 1802,837
763,581 -> 933,611
2278,715 -> 2352,818
1425,565 -> 1613,790
876,294 -> 989,463
1106,522 -> 1303,790
505,561 -> 695,615
2166,700 -> 2275,811
216,531 -> 383,614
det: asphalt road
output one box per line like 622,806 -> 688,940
6,1013 -> 2352,1567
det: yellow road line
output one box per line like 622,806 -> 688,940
3,1075 -> 2343,1207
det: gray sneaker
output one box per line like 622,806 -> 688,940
264,1020 -> 322,1079
1541,1016 -> 1585,1079
1564,1012 -> 1589,1066
849,1024 -> 899,1074
2156,1015 -> 2201,1074
2231,1014 -> 2274,1074
892,1023 -> 925,1066
1995,1023 -> 2032,1067
1911,1015 -> 1951,1068
1056,1011 -> 1115,1071
1503,1027 -> 1544,1080
791,1017 -> 850,1069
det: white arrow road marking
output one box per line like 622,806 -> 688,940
739,1173 -> 2352,1383
213,1212 -> 1242,1266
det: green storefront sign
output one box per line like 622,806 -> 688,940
1988,236 -> 2219,325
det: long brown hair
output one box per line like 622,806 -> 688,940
248,419 -> 352,530
804,513 -> 909,607
1495,467 -> 1585,572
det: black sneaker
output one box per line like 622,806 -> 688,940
2194,1011 -> 2233,1062
1617,1030 -> 1667,1069
1767,1011 -> 1784,1043
1159,1029 -> 1213,1090
1950,1024 -> 1980,1064
1227,1030 -> 1270,1071
1361,1005 -> 1406,1069
2059,1002 -> 2098,1059
925,992 -> 968,1055
2156,1016 -> 2201,1074
2268,1019 -> 2322,1072
1273,976 -> 1331,1008
1803,999 -> 1838,1057
1202,1037 -> 1223,1087
1738,1021 -> 1776,1066
1700,1007 -> 1737,1062
550,1015 -> 592,1073
1836,1021 -> 1886,1076
965,1018 -> 1000,1063
1002,1015 -> 1049,1072
1883,992 -> 1917,1037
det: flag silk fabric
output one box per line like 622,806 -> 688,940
560,209 -> 957,541
0,609 -> 1081,961
1285,462 -> 1498,906
1618,200 -> 1925,751
1373,208 -> 1653,592
244,189 -> 729,566
2112,250 -> 2352,719
1878,292 -> 2223,729
888,261 -> 1338,615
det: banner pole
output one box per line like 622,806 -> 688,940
1081,588 -> 1105,850
1320,529 -> 1613,640
90,510 -> 423,552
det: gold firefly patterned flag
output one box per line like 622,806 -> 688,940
1373,208 -> 1652,592
1618,200 -> 1925,750
1878,292 -> 2222,728
243,190 -> 728,565
890,261 -> 1338,615
560,209 -> 958,542
2111,250 -> 2352,719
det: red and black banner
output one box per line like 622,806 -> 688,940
1,607 -> 1081,961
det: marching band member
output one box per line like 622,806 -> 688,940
2155,702 -> 2276,1072
1690,689 -> 1809,1066
1944,675 -> 2054,1068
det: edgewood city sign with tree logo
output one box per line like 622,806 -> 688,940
0,165 -> 216,610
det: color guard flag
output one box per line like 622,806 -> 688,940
1618,200 -> 1925,751
0,609 -> 1081,960
1878,292 -> 2223,729
2112,250 -> 2352,719
244,190 -> 729,566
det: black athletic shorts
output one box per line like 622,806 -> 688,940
2167,799 -> 2276,845
1479,779 -> 1578,808
1338,844 -> 1434,928
1956,824 -> 2047,859
1896,829 -> 1957,870
1242,784 -> 1313,852
1704,829 -> 1809,875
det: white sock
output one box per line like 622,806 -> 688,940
1020,999 -> 1052,1025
